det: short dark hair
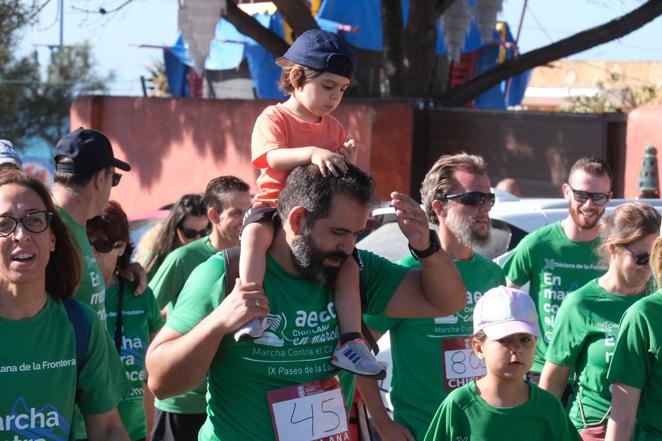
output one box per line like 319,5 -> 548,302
87,201 -> 134,271
569,157 -> 613,184
204,176 -> 250,213
278,62 -> 323,95
278,163 -> 374,227
54,158 -> 111,188
0,169 -> 81,299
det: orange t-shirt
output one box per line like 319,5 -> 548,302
251,103 -> 346,206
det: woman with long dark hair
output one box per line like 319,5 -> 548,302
141,194 -> 208,280
0,170 -> 129,440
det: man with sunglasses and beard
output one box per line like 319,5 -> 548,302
146,163 -> 466,441
356,153 -> 506,441
147,176 -> 251,441
52,128 -> 134,440
504,157 -> 613,386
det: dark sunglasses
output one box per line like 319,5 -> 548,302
623,246 -> 650,266
90,238 -> 121,254
111,173 -> 122,187
568,186 -> 609,206
179,225 -> 210,240
443,191 -> 495,208
0,211 -> 53,237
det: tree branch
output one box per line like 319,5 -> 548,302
440,0 -> 662,106
222,1 -> 289,59
272,0 -> 318,37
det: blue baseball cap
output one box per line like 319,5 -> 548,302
276,29 -> 356,79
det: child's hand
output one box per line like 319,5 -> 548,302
311,148 -> 348,177
340,138 -> 358,164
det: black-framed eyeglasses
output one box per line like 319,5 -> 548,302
90,238 -> 122,254
179,225 -> 211,240
443,191 -> 495,208
622,245 -> 650,266
111,173 -> 122,187
0,211 -> 53,237
568,185 -> 610,206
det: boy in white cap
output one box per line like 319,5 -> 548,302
0,139 -> 22,170
424,286 -> 581,441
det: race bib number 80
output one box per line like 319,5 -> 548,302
268,376 -> 349,441
442,337 -> 486,391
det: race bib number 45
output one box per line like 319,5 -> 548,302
268,376 -> 349,441
442,337 -> 486,391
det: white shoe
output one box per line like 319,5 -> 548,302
235,317 -> 268,342
330,338 -> 386,379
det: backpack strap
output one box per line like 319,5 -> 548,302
223,246 -> 241,294
62,298 -> 91,373
222,247 -> 379,354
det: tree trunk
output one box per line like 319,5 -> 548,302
403,0 -> 437,97
441,0 -> 662,106
434,0 -> 457,20
273,0 -> 319,37
381,0 -> 405,96
222,1 -> 289,58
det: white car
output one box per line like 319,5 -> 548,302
357,191 -> 662,416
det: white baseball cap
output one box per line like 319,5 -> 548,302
0,140 -> 22,168
473,286 -> 541,340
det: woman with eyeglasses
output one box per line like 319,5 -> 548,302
0,170 -> 129,440
540,202 -> 660,440
605,234 -> 662,441
87,201 -> 163,441
140,194 -> 209,280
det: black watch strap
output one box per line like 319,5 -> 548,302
408,230 -> 441,260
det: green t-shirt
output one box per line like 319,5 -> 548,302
607,291 -> 662,439
167,250 -> 407,441
424,381 -> 582,441
149,236 -> 217,414
503,222 -> 606,372
0,296 -> 129,440
546,279 -> 646,430
364,253 -> 505,441
149,236 -> 217,311
105,280 -> 163,441
58,207 -> 107,324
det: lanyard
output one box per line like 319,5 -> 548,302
114,277 -> 125,354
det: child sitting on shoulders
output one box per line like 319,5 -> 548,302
235,29 -> 384,378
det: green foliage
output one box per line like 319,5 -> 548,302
0,2 -> 110,149
562,80 -> 661,113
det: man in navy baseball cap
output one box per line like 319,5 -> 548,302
276,29 -> 356,79
54,127 -> 131,175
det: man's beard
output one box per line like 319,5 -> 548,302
568,203 -> 604,230
446,208 -> 490,248
289,231 -> 349,290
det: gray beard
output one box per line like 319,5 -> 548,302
446,210 -> 490,249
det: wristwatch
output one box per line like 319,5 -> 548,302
408,230 -> 441,260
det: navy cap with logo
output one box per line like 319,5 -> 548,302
276,29 -> 356,79
54,128 -> 131,175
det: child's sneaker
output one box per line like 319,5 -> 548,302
234,317 -> 268,342
331,338 -> 386,379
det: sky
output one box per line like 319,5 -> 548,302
17,0 -> 662,96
